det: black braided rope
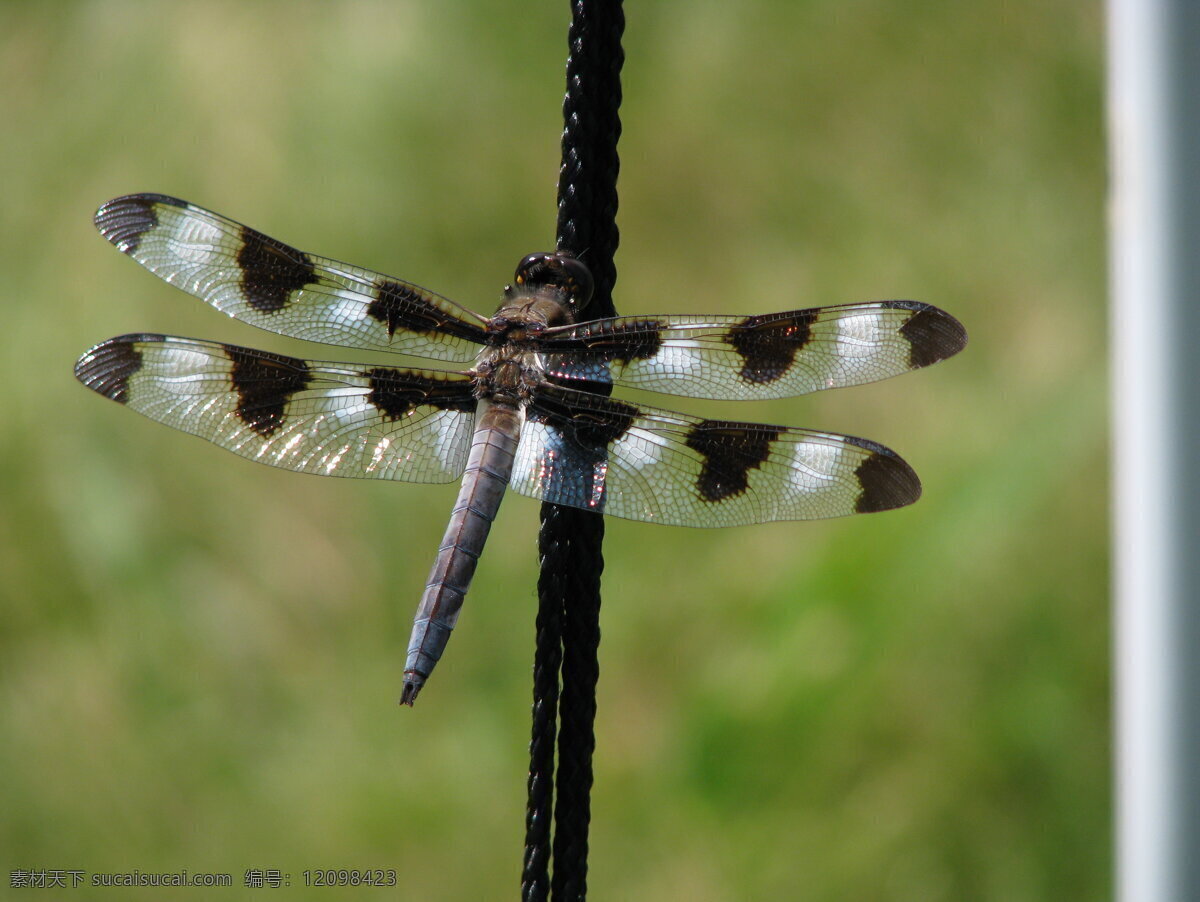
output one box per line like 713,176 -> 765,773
523,1 -> 624,899
522,560 -> 561,900
543,509 -> 603,900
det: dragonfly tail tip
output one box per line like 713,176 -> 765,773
399,676 -> 424,707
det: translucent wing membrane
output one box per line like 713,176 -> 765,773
539,301 -> 967,400
74,335 -> 478,483
510,383 -> 921,527
94,194 -> 489,362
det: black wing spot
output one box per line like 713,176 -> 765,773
367,279 -> 487,345
225,346 -> 310,438
94,195 -> 174,255
560,318 -> 666,363
368,280 -> 436,336
848,438 -> 922,513
726,310 -> 817,385
74,333 -> 163,404
235,225 -> 317,313
568,399 -> 637,449
883,301 -> 969,369
526,389 -> 640,514
365,368 -> 477,420
685,420 -> 782,502
529,390 -> 638,449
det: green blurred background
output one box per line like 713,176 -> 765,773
0,1 -> 1105,899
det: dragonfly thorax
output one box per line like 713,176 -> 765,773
472,348 -> 543,405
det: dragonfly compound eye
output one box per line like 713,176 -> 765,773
513,252 -> 594,311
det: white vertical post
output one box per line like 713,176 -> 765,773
1110,2 -> 1200,900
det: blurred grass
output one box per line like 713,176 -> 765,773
0,1 -> 1105,899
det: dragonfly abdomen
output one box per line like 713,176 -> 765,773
401,401 -> 521,705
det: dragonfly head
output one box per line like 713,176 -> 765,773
508,251 -> 594,314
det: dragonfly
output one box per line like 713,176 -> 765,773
75,194 -> 967,704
